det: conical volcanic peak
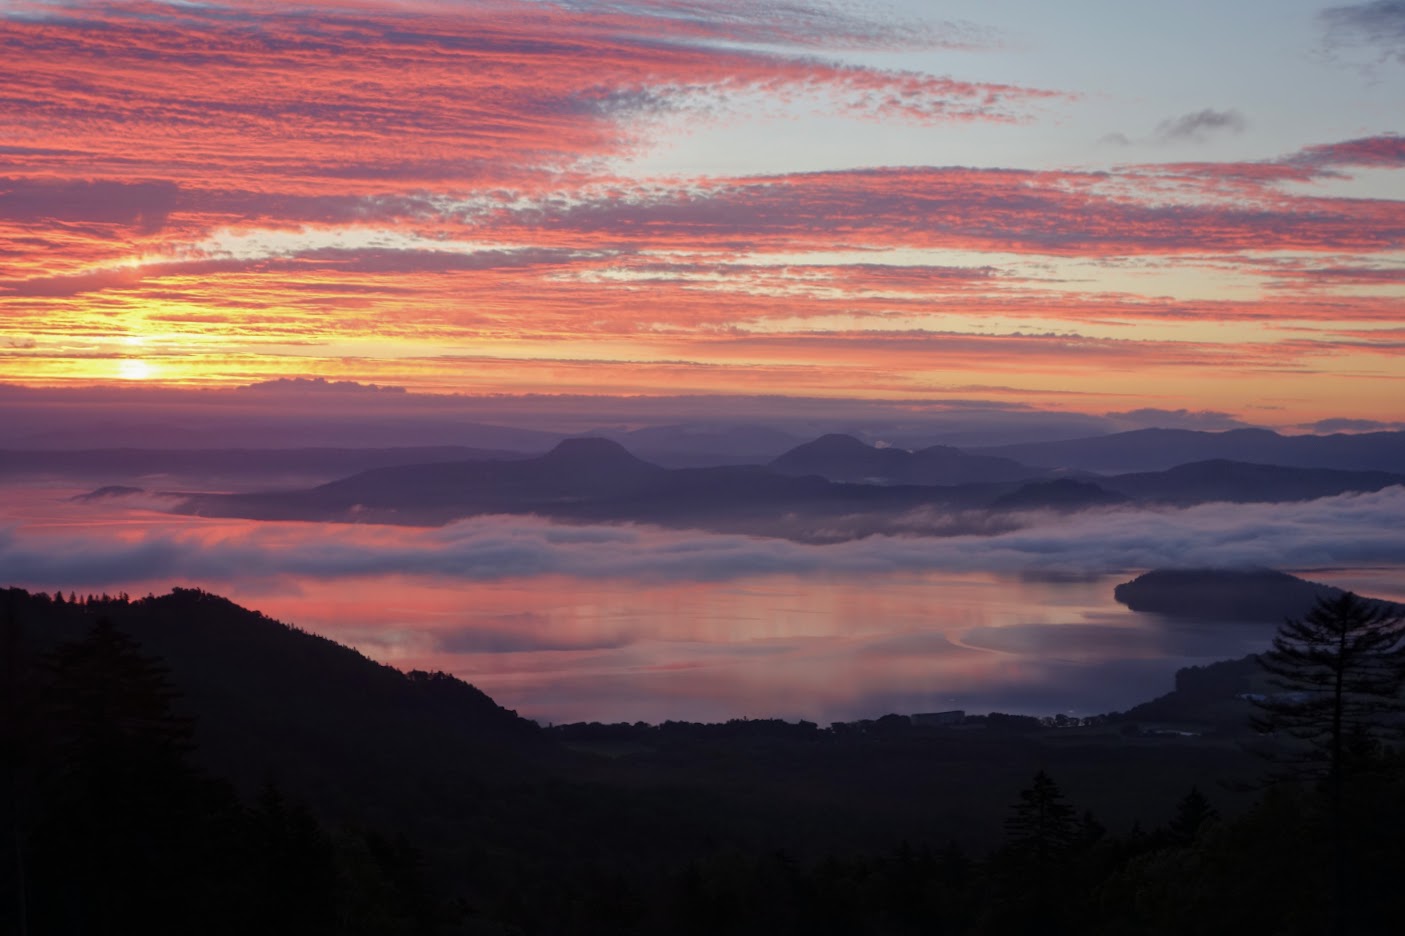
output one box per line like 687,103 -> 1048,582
538,437 -> 662,474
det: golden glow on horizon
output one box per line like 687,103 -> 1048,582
0,1 -> 1402,424
118,358 -> 153,381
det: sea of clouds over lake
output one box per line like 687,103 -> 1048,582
5,482 -> 1404,723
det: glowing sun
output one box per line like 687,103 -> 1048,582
118,358 -> 153,380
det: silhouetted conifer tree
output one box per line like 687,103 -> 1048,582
1252,593 -> 1405,788
2,589 -> 34,936
1169,786 -> 1218,844
991,770 -> 1081,934
29,619 -> 243,936
1251,592 -> 1405,936
250,782 -> 337,935
1003,770 -> 1078,865
1076,808 -> 1105,848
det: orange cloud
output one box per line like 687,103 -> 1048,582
1,2 -> 1403,425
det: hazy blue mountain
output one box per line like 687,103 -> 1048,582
769,433 -> 1041,485
167,442 -> 1405,541
1098,459 -> 1404,505
990,478 -> 1128,512
10,422 -> 226,450
588,423 -> 804,463
7,419 -> 564,452
174,437 -> 1016,540
968,427 -> 1405,473
275,436 -> 669,515
0,445 -> 531,484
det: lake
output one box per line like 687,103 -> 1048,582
4,480 -> 1403,724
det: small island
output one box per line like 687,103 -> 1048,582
1112,567 -> 1396,622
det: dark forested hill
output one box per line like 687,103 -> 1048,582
2,583 -> 1260,854
2,588 -> 540,816
7,584 -> 1402,934
1114,567 -> 1405,622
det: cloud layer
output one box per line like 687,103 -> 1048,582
12,486 -> 1401,723
7,487 -> 1405,589
0,1 -> 1401,423
1322,1 -> 1405,64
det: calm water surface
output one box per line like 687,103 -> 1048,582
5,481 -> 1402,724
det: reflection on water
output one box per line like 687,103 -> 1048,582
1,483 -> 1393,724
258,570 -> 1283,724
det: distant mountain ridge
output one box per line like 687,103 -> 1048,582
174,437 -> 1010,541
586,423 -> 804,462
769,433 -> 1041,485
6,419 -> 565,452
990,478 -> 1128,512
159,437 -> 1405,542
969,427 -> 1405,474
0,445 -> 533,483
1098,459 -> 1405,505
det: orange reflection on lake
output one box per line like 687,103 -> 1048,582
143,568 -> 1194,725
0,483 -> 1307,724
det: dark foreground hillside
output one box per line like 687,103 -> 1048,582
4,586 -> 1405,934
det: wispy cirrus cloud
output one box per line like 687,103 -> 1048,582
1,1 -> 1402,424
0,0 -> 1062,290
1321,1 -> 1405,65
0,0 -> 1043,191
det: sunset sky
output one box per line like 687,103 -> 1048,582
2,0 -> 1403,426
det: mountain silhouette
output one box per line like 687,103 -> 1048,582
0,445 -> 532,483
990,478 -> 1129,512
968,427 -> 1405,473
770,433 -> 1040,485
587,423 -> 803,461
2,587 -> 540,820
1099,459 -> 1404,505
172,438 -> 1011,539
531,436 -> 664,483
163,443 -> 1405,541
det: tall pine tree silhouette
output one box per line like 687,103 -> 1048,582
1250,592 -> 1405,936
2,589 -> 34,936
1251,592 -> 1405,795
30,618 -> 243,936
993,770 -> 1080,934
1004,770 -> 1078,867
1169,786 -> 1218,844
